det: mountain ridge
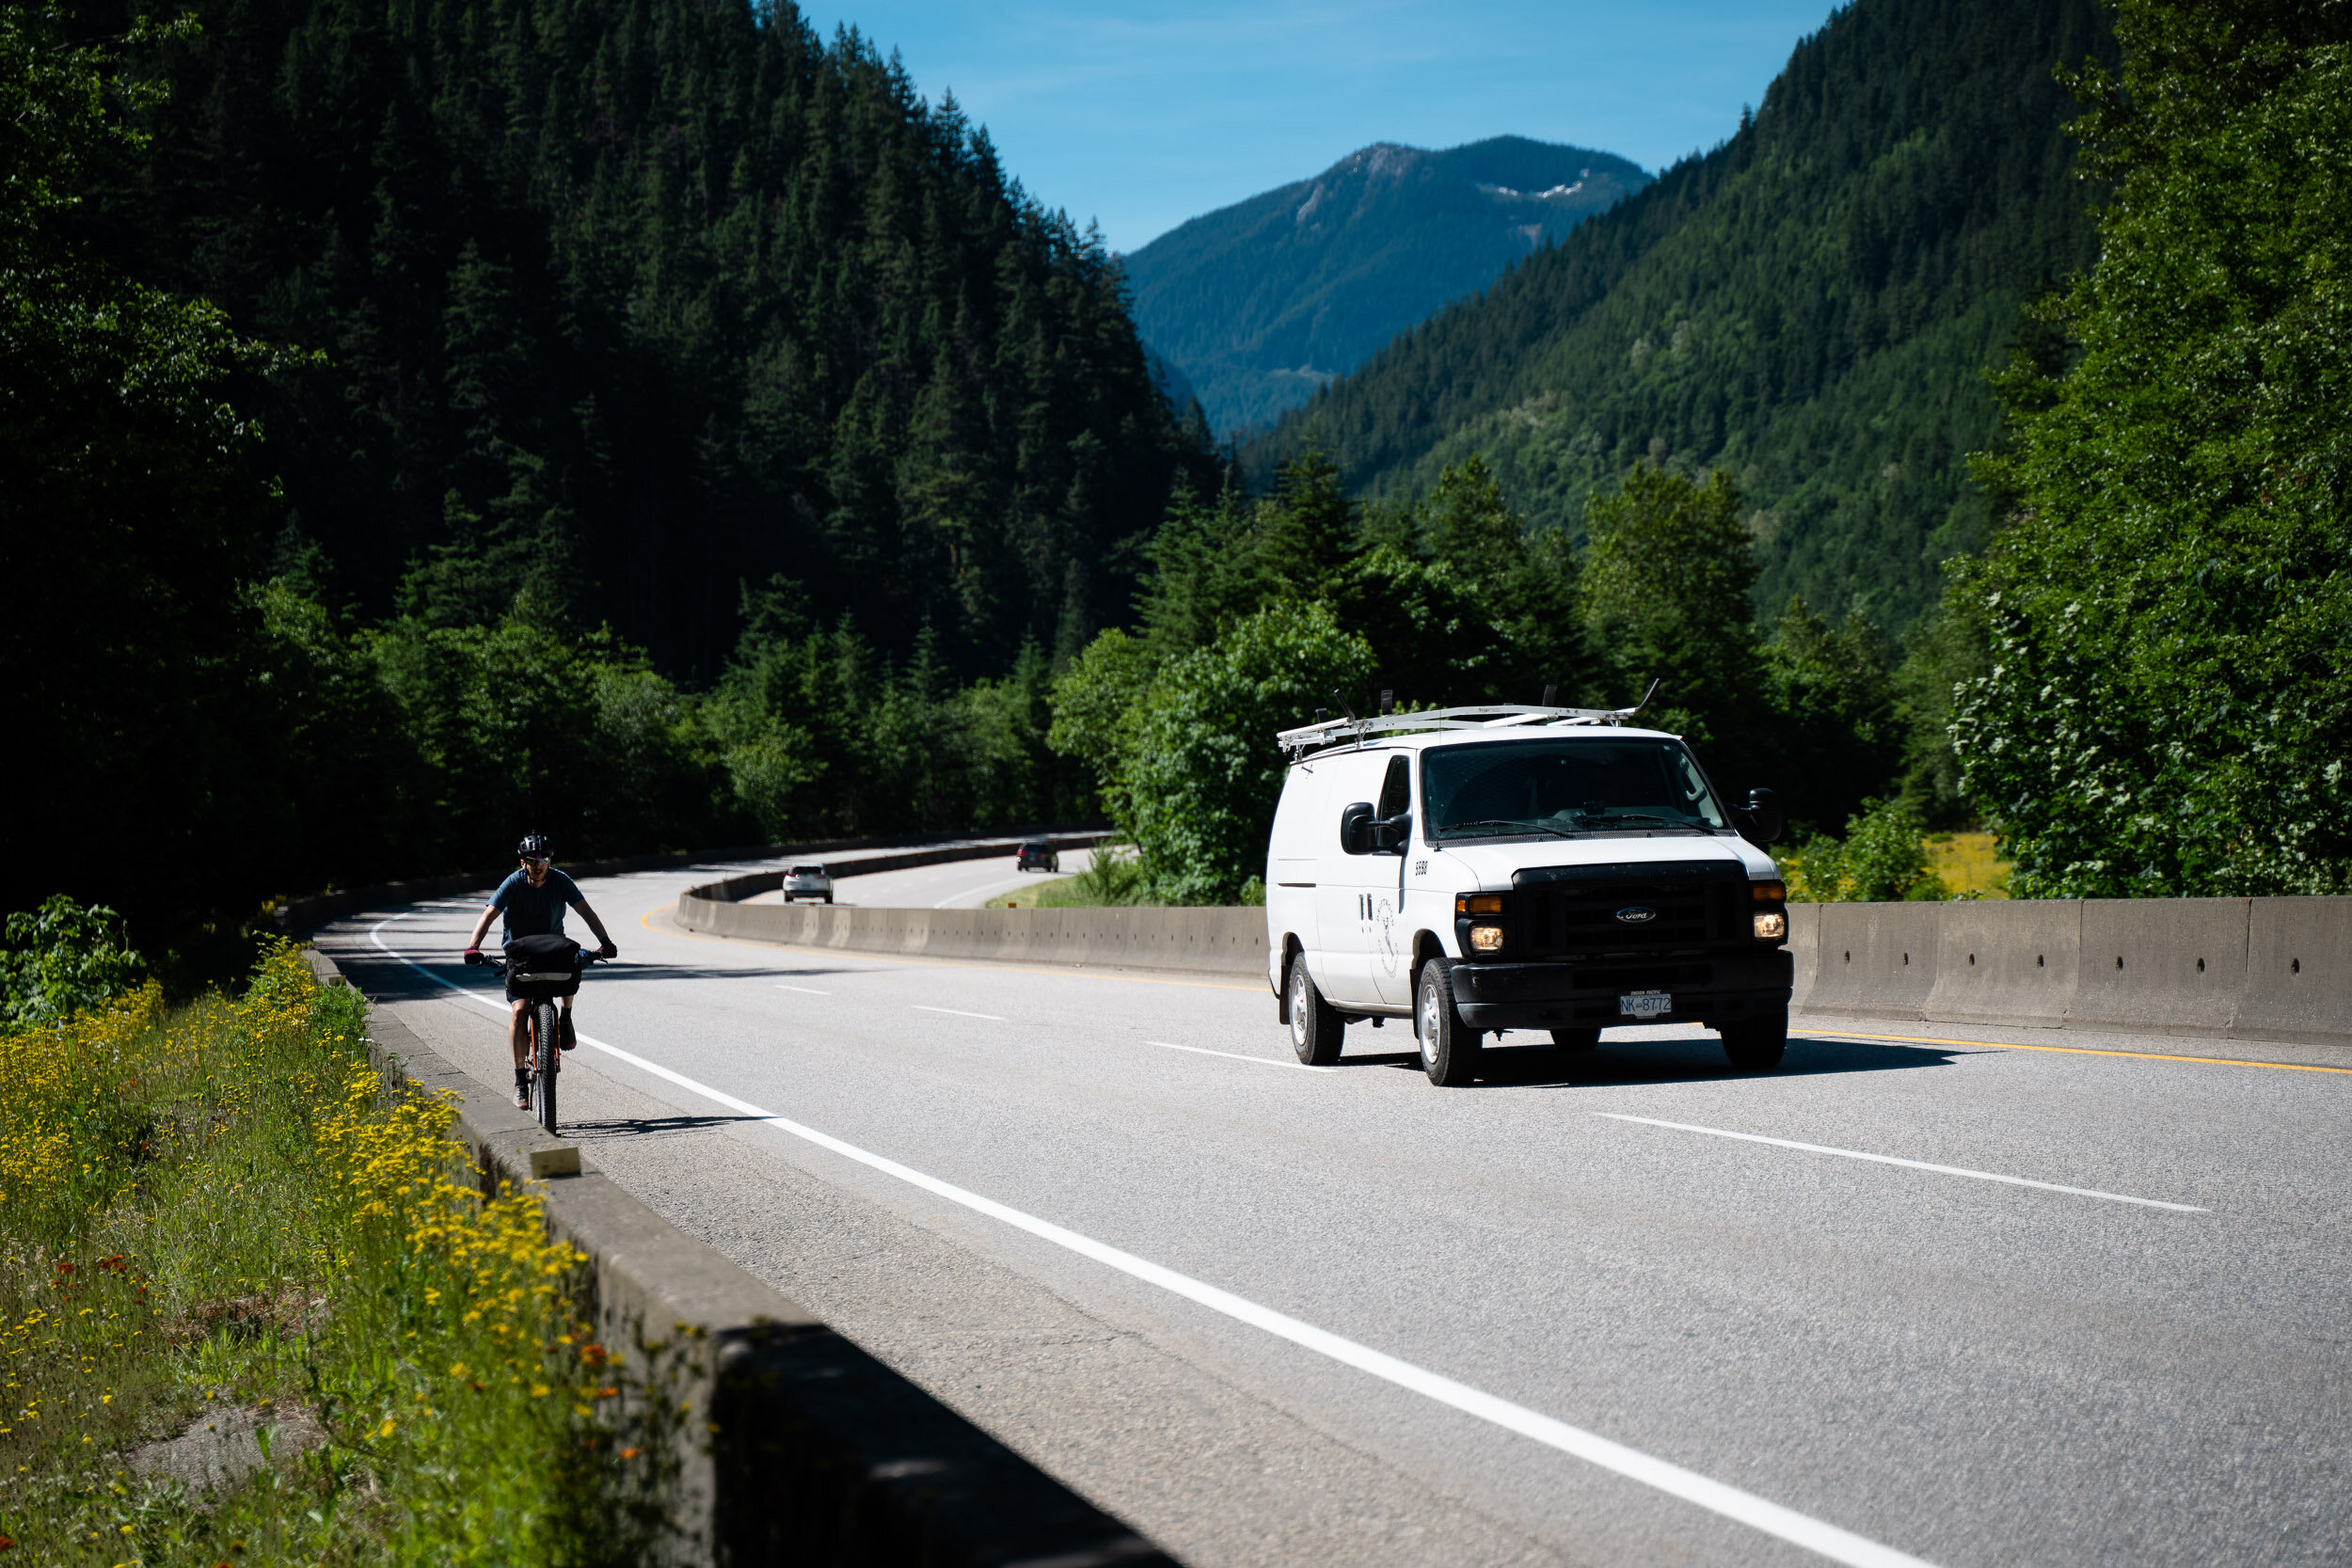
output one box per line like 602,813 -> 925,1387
1248,0 -> 2114,632
1123,135 -> 1649,436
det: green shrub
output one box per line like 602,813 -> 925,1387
1784,799 -> 1950,902
1108,603 -> 1375,905
0,895 -> 146,1026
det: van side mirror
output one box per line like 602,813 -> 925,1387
1736,787 -> 1784,846
1370,814 -> 1412,853
1339,801 -> 1375,855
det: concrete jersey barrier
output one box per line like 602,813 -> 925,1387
675,847 -> 1267,979
668,860 -> 2350,1047
1793,895 -> 2350,1049
273,824 -> 1112,937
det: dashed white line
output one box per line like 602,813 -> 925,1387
774,984 -> 832,995
912,1005 -> 1004,1022
364,915 -> 1939,1568
1150,1040 -> 1336,1073
1594,1113 -> 2207,1212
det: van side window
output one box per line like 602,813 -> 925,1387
1376,755 -> 1411,819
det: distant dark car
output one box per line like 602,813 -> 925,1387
1015,840 -> 1059,874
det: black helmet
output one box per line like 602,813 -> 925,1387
517,832 -> 553,862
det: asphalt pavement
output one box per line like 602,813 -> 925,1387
319,856 -> 2352,1568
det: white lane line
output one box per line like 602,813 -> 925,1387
912,1005 -> 1005,1022
1594,1113 -> 2206,1213
365,916 -> 1936,1568
775,985 -> 832,995
1150,1041 -> 1337,1074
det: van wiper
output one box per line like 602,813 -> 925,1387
1441,818 -> 1581,839
1577,812 -> 1674,827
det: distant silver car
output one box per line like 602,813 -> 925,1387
780,863 -> 834,904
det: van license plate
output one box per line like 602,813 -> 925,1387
1618,991 -> 1672,1021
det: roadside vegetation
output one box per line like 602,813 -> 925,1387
0,912 -> 675,1563
987,852 -> 1161,911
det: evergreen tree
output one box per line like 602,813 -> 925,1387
1955,0 -> 2352,895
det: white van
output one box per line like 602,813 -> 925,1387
1263,703 -> 1790,1085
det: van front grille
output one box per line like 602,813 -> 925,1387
1511,867 -> 1744,958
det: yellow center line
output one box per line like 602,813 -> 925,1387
637,901 -> 1266,993
1804,1026 -> 2352,1075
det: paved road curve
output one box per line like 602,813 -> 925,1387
322,856 -> 2352,1568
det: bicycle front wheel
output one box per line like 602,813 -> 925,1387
534,1000 -> 561,1133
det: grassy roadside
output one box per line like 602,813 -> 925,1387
0,942 -> 675,1565
1924,832 -> 2011,899
987,850 -> 1153,911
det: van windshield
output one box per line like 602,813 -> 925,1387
1421,738 -> 1728,841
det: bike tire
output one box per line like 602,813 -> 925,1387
534,1000 -> 561,1133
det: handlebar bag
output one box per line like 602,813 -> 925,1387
503,933 -> 584,999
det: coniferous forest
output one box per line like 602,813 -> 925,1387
6,0 -> 2349,967
1251,0 -> 2115,634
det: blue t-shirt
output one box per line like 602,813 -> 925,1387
490,868 -> 583,942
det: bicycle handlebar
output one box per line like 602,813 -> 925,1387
474,949 -> 613,977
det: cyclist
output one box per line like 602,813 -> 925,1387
464,833 -> 618,1109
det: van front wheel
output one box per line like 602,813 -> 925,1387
1416,960 -> 1481,1086
1288,958 -> 1343,1066
1720,1012 -> 1788,1071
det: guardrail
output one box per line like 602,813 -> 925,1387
1789,896 -> 2349,1048
301,946 -> 1175,1567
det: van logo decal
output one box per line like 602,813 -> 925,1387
1615,906 -> 1658,925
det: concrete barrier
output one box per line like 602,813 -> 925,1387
1924,899 -> 2080,1027
302,947 -> 1173,1568
274,825 -> 1111,936
679,892 -> 1266,978
2070,897 -> 2246,1037
2234,897 -> 2352,1046
1786,902 -> 1820,1012
1803,901 -> 1944,1020
1777,895 -> 2351,1052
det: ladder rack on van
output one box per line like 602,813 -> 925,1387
1276,682 -> 1659,759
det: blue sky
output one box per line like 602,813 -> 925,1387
794,0 -> 1839,253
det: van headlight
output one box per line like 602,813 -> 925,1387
1469,925 -> 1505,953
1753,911 -> 1787,941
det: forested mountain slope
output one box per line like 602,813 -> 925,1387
1250,0 -> 2113,630
1124,137 -> 1647,436
77,0 -> 1208,680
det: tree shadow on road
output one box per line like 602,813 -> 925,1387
1333,1034 -> 1971,1088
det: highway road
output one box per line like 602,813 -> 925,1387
322,855 -> 2352,1568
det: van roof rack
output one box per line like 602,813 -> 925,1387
1276,681 -> 1660,758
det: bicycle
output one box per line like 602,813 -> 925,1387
477,937 -> 607,1135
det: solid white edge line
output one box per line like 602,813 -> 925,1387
1594,1113 -> 2206,1212
1148,1040 -> 1337,1073
912,1005 -> 1006,1022
363,916 -> 1939,1568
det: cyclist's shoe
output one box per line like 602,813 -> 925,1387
560,1013 -> 577,1052
514,1085 -> 532,1110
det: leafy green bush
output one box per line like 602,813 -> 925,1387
1956,1 -> 2352,896
1783,800 -> 1949,903
1089,603 -> 1375,905
0,896 -> 146,1026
